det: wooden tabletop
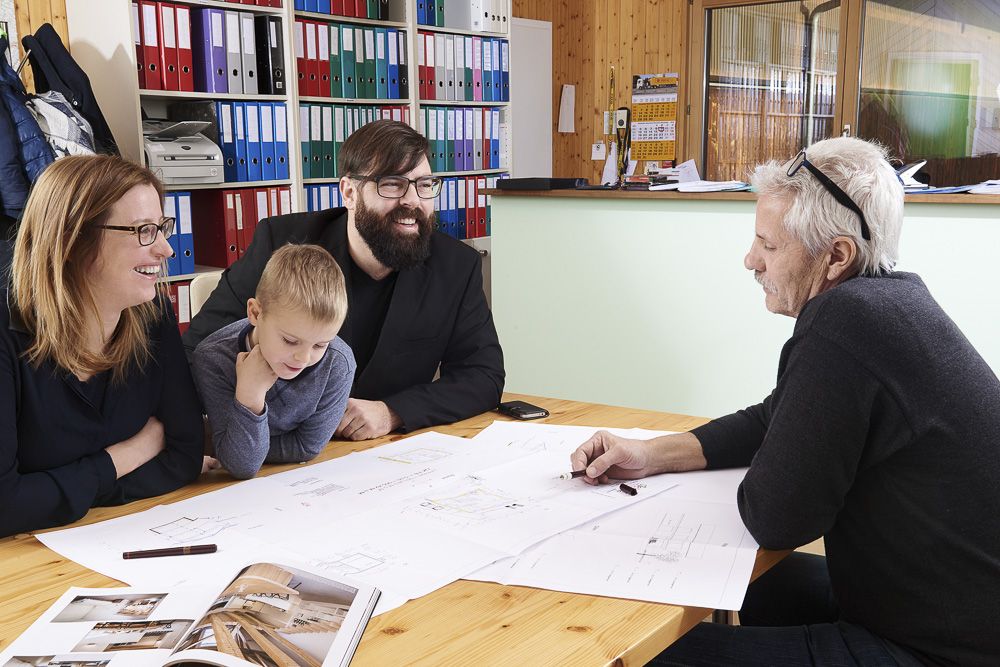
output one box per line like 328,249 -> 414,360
0,394 -> 788,665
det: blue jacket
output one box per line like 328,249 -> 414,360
0,36 -> 55,218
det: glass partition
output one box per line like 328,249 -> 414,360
704,1 -> 842,181
858,1 -> 1000,186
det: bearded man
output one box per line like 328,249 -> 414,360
185,120 -> 504,440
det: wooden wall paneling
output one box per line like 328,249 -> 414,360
673,0 -> 689,164
578,0 -> 596,180
644,1 -> 661,72
512,0 -> 548,20
593,0 -> 607,166
555,0 -> 576,174
513,0 -> 691,181
15,0 -> 69,91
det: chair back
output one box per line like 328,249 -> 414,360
189,271 -> 222,318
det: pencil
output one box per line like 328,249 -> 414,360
559,470 -> 588,480
122,544 -> 218,559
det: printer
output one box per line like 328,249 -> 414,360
143,120 -> 224,186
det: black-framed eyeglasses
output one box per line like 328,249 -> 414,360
352,174 -> 443,200
786,150 -> 871,241
97,217 -> 175,246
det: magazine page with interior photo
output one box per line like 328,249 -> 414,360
164,561 -> 380,667
0,586 -> 206,667
1,562 -> 380,667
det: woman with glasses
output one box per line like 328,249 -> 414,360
0,154 -> 206,538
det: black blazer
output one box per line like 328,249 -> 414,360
183,209 -> 505,431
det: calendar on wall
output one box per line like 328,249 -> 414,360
631,73 -> 678,161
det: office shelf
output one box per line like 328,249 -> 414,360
140,90 -> 287,101
296,11 -> 408,30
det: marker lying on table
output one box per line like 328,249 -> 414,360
122,544 -> 218,559
619,483 -> 638,496
559,470 -> 588,480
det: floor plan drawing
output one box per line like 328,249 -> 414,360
150,516 -> 244,545
314,551 -> 387,576
38,424 -> 756,615
417,487 -> 526,522
377,448 -> 453,464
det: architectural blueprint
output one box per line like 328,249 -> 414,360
38,425 -> 757,614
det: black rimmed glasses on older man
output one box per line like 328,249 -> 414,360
786,150 -> 871,241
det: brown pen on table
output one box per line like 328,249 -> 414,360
122,544 -> 218,559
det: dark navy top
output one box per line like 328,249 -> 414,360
1,289 -> 204,537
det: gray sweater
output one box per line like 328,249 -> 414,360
192,319 -> 356,479
693,272 -> 1000,666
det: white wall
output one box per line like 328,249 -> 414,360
509,18 -> 552,178
491,195 -> 1000,419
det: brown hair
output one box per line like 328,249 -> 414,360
255,244 -> 348,330
11,154 -> 165,382
337,119 -> 429,177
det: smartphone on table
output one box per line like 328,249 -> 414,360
497,400 -> 550,420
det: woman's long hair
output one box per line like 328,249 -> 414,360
11,155 -> 165,382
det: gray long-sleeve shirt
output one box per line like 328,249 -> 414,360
692,272 -> 1000,666
192,319 -> 356,479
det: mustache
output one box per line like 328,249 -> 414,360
754,271 -> 776,293
386,205 -> 429,225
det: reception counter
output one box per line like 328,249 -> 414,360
489,189 -> 1000,419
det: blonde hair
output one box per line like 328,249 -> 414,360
11,154 -> 165,382
255,244 -> 348,329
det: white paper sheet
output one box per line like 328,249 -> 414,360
467,423 -> 757,610
37,428 -> 678,617
470,483 -> 758,611
557,84 -> 575,133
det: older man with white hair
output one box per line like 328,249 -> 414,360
572,137 -> 1000,666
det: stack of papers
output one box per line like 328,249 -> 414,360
905,185 -> 975,194
897,161 -> 929,192
969,179 -> 1000,195
34,422 -> 759,618
650,179 -> 749,192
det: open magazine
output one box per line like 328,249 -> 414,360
0,561 -> 379,667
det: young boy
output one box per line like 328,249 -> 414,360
192,244 -> 356,479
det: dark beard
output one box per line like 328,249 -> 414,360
354,195 -> 434,271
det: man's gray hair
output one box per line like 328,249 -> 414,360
750,137 -> 904,276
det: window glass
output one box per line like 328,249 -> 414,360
858,1 -> 1000,186
705,1 -> 841,181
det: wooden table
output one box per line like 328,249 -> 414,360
0,394 -> 788,665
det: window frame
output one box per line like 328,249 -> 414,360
685,0 -> 866,176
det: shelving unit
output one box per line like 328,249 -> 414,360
428,99 -> 507,106
139,90 -> 288,101
165,179 -> 294,191
64,0 -> 509,303
417,24 -> 507,39
297,11 -> 407,29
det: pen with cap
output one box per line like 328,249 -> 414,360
122,544 -> 218,559
561,470 -> 640,496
